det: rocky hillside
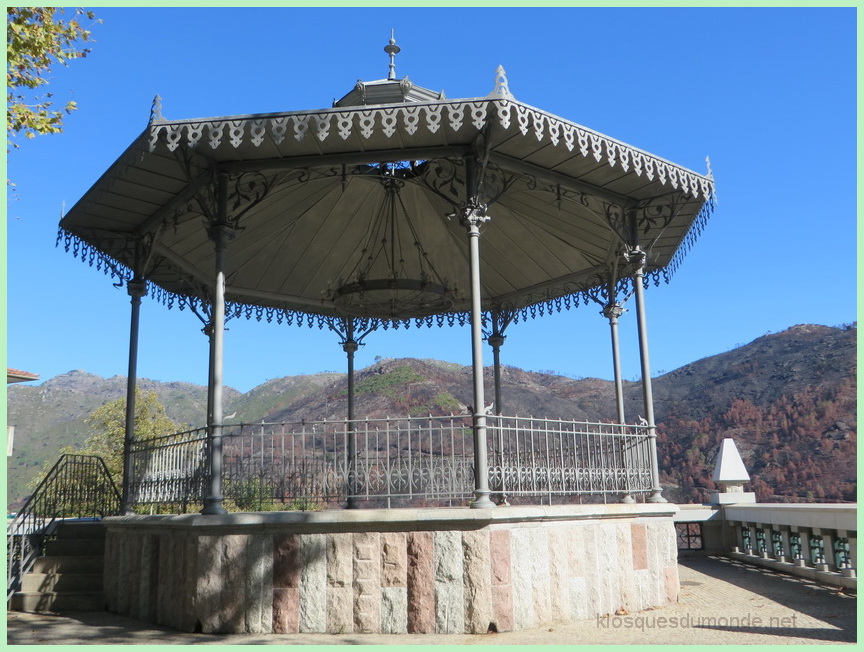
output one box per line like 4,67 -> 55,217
6,324 -> 856,509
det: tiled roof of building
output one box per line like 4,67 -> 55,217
7,368 -> 40,383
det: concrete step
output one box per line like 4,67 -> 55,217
44,538 -> 105,557
55,521 -> 106,540
9,590 -> 105,613
22,571 -> 103,593
32,555 -> 103,574
11,519 -> 108,614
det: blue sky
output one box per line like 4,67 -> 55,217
6,7 -> 857,395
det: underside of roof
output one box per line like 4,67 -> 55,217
59,90 -> 715,329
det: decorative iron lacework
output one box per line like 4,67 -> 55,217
651,196 -> 716,287
58,208 -> 711,332
62,94 -> 718,330
148,98 -> 715,202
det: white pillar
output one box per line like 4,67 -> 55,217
202,173 -> 230,515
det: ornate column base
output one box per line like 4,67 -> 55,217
471,491 -> 496,509
647,489 -> 667,503
202,497 -> 228,515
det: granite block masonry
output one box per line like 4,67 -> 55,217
102,504 -> 679,635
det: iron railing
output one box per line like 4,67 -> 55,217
489,416 -> 653,501
129,427 -> 210,509
128,415 -> 653,511
7,454 -> 120,598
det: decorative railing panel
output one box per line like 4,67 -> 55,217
488,417 -> 653,500
126,416 -> 654,511
723,504 -> 857,574
129,427 -> 209,507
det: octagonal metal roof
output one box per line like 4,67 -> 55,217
59,64 -> 714,328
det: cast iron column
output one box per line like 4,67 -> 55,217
120,275 -> 147,515
488,332 -> 505,416
464,206 -> 495,508
343,320 -> 359,508
202,173 -> 230,515
602,302 -> 626,425
604,300 -> 635,504
488,329 -> 508,505
631,248 -> 666,503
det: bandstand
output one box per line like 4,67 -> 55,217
58,37 -> 714,634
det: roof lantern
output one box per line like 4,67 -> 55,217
334,31 -> 446,107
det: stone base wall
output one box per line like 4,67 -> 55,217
102,505 -> 679,634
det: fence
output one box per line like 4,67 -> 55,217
725,504 -> 857,575
489,416 -> 653,502
127,415 -> 654,511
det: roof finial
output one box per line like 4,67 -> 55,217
487,66 -> 513,99
150,94 -> 164,124
384,29 -> 400,81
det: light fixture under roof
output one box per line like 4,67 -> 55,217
326,164 -> 456,320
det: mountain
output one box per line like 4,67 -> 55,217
6,324 -> 856,510
649,324 -> 856,503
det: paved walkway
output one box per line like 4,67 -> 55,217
7,556 -> 856,645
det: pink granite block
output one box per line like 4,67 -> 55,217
489,529 -> 511,585
664,564 -> 680,604
273,534 -> 301,588
489,529 -> 513,631
273,588 -> 300,634
491,584 -> 514,632
631,523 -> 648,571
406,531 -> 435,634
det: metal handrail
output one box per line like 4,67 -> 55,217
7,454 -> 121,598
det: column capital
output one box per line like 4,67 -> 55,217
342,339 -> 359,354
627,247 -> 647,269
126,278 -> 147,299
206,222 -> 235,248
487,333 -> 506,348
460,205 -> 490,232
602,302 -> 625,322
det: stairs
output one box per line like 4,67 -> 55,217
9,520 -> 106,613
